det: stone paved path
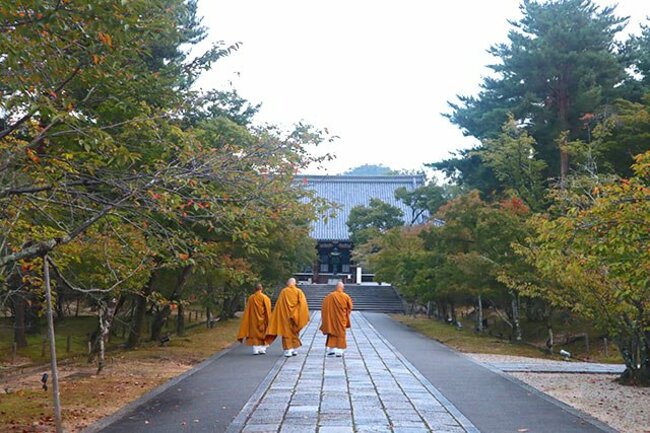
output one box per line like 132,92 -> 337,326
227,312 -> 477,433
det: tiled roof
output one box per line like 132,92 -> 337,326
295,175 -> 426,241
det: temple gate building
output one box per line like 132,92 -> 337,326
295,175 -> 426,284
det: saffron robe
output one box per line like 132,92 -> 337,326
265,285 -> 309,349
237,291 -> 272,346
320,290 -> 353,349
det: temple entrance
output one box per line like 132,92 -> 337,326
295,240 -> 377,284
292,175 -> 426,285
313,240 -> 352,284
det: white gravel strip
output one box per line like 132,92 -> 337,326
466,353 -> 559,364
511,373 -> 650,433
466,353 -> 649,433
466,353 -> 625,374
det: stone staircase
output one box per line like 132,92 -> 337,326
298,284 -> 405,313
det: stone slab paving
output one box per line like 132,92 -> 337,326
483,361 -> 625,374
227,311 -> 478,433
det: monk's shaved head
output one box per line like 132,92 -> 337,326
287,277 -> 296,287
336,281 -> 344,290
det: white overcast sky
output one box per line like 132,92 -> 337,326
195,1 -> 649,175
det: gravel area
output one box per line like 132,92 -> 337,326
465,352 -> 625,373
466,353 -> 649,433
512,373 -> 650,433
466,353 -> 559,364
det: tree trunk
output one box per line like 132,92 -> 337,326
25,301 -> 40,335
13,295 -> 28,348
94,298 -> 118,374
107,296 -> 125,343
55,283 -> 65,320
616,315 -> 650,386
220,291 -> 240,320
450,301 -> 456,323
641,331 -> 650,385
206,307 -> 212,328
477,294 -> 484,333
557,71 -> 570,187
559,134 -> 569,187
641,330 -> 650,374
150,264 -> 192,341
511,293 -> 522,342
617,336 -> 650,386
150,305 -> 170,342
126,270 -> 157,349
176,303 -> 185,336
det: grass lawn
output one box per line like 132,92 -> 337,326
391,314 -> 623,363
0,309 -> 214,365
0,316 -> 109,364
0,317 -> 241,433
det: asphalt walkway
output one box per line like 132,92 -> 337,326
85,332 -> 282,433
86,312 -> 616,433
364,313 -> 615,433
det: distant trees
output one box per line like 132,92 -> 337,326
369,227 -> 428,312
347,198 -> 404,246
395,183 -> 449,224
475,117 -> 548,211
344,164 -> 394,176
367,192 -> 531,337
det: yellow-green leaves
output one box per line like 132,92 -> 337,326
520,151 -> 650,382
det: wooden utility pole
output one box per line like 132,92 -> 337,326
44,256 -> 64,433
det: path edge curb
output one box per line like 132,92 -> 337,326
224,356 -> 286,433
224,316 -> 316,433
80,341 -> 238,433
361,312 -> 481,433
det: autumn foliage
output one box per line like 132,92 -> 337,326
0,0 -> 329,364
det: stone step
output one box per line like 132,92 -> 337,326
298,284 -> 405,313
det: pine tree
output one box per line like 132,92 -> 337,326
630,21 -> 650,91
445,0 -> 628,185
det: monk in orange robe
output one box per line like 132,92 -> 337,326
320,281 -> 353,357
265,278 -> 309,357
237,283 -> 272,355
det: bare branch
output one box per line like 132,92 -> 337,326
47,256 -> 146,294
